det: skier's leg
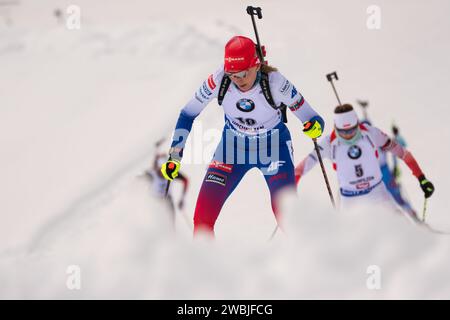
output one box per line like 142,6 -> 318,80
390,185 -> 418,217
263,168 -> 296,224
362,183 -> 420,223
193,129 -> 256,236
381,164 -> 407,207
339,183 -> 397,213
260,137 -> 296,225
373,183 -> 403,212
193,163 -> 249,235
339,194 -> 357,211
374,183 -> 421,222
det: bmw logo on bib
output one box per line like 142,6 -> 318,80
348,145 -> 362,159
236,98 -> 255,112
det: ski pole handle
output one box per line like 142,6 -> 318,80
357,100 -> 369,109
326,71 -> 342,106
246,6 -> 264,63
357,100 -> 369,120
246,6 -> 262,19
326,71 -> 339,82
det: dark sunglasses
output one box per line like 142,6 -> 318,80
224,69 -> 248,79
336,125 -> 358,136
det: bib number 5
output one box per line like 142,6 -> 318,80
355,164 -> 364,177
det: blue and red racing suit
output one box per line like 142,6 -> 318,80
170,66 -> 324,235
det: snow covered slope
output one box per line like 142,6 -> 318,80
0,0 -> 449,299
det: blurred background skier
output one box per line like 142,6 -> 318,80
160,35 -> 325,236
295,104 -> 434,222
356,100 -> 417,217
145,140 -> 189,229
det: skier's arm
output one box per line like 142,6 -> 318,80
369,125 -> 423,178
295,136 -> 331,185
270,72 -> 325,138
382,139 -> 424,177
169,69 -> 222,161
370,125 -> 435,198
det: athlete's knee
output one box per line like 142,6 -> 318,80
193,188 -> 222,236
193,220 -> 215,233
193,213 -> 216,236
266,169 -> 295,187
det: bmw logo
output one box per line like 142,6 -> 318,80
347,145 -> 362,159
236,99 -> 255,112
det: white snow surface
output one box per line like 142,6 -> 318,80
0,0 -> 449,299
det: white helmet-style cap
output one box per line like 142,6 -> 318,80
334,108 -> 358,129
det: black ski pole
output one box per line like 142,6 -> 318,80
322,71 -> 349,208
422,197 -> 428,222
357,100 -> 369,120
246,6 -> 264,63
246,6 -> 288,124
247,6 -> 290,237
391,123 -> 400,181
164,180 -> 171,198
326,71 -> 342,106
313,138 -> 336,208
247,6 -> 280,239
269,226 -> 278,241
